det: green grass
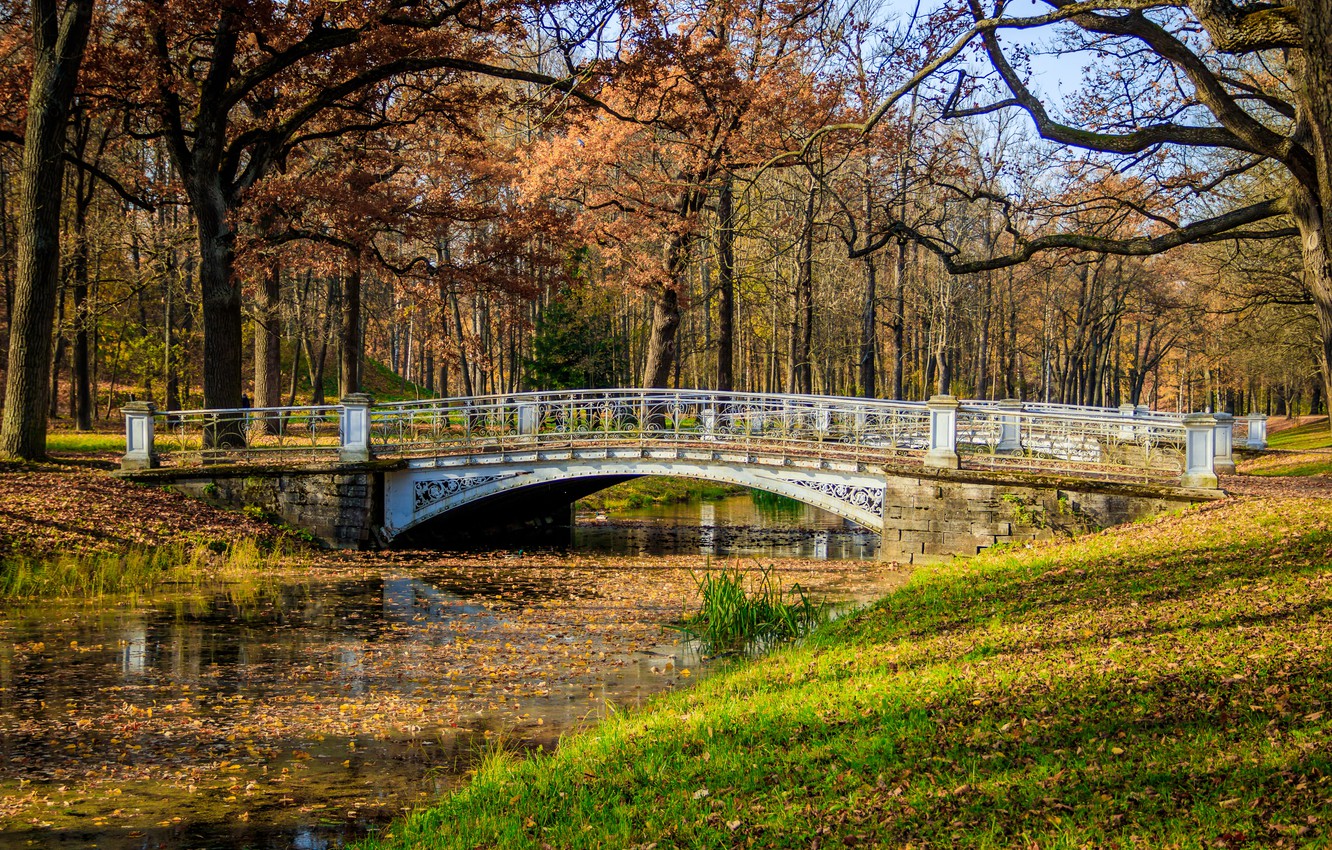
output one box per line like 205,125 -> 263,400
678,565 -> 828,654
578,477 -> 748,511
359,497 -> 1332,848
45,432 -> 125,454
0,538 -> 294,599
1267,418 -> 1332,451
1249,458 -> 1332,477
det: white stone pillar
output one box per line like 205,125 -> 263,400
996,399 -> 1023,453
340,393 -> 374,463
701,408 -> 717,442
1181,413 -> 1218,489
1245,412 -> 1268,450
121,401 -> 159,470
517,402 -> 540,437
925,395 -> 960,469
1111,403 -> 1135,441
1212,412 -> 1236,474
814,403 -> 830,436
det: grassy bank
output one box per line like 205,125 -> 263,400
0,537 -> 298,599
577,476 -> 748,511
1268,418 -> 1332,451
362,496 -> 1332,848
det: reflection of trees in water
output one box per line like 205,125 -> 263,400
573,520 -> 878,560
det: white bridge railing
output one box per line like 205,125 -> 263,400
119,389 -> 1266,488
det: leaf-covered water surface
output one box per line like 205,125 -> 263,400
0,551 -> 903,849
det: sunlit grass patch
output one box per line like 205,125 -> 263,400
1240,447 -> 1332,477
45,432 -> 125,454
358,497 -> 1332,849
1267,418 -> 1332,451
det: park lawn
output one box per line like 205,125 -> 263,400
44,431 -> 125,454
1268,419 -> 1332,452
362,496 -> 1332,849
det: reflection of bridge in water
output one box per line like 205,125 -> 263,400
118,390 -> 1259,559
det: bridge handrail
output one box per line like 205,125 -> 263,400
119,390 -> 1233,488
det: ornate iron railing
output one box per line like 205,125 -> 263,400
368,390 -> 932,463
153,404 -> 343,464
956,406 -> 1185,480
125,389 -> 1205,483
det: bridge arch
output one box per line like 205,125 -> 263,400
382,456 -> 887,543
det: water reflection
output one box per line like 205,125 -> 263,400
574,492 -> 880,559
0,503 -> 899,850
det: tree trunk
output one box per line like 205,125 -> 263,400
340,248 -> 362,398
793,182 -> 816,395
642,284 -> 681,388
192,181 -> 245,446
0,0 -> 95,459
1293,5 -> 1332,429
642,232 -> 688,388
716,175 -> 735,392
891,238 -> 906,400
253,256 -> 282,429
859,254 -> 877,398
1292,188 -> 1332,426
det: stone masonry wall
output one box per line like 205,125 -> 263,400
162,466 -> 384,549
879,467 -> 1220,564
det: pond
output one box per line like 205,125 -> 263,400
574,491 -> 881,559
0,496 -> 901,849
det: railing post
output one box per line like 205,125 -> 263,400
340,393 -> 374,463
517,401 -> 540,437
120,401 -> 159,471
924,395 -> 960,469
1181,413 -> 1218,489
1212,411 -> 1236,474
1244,412 -> 1268,450
1117,402 -> 1138,440
996,398 -> 1022,453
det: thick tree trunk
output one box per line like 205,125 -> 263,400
0,0 -> 94,459
642,232 -> 688,388
340,249 -> 362,398
253,256 -> 282,428
642,284 -> 681,388
1294,3 -> 1332,430
1292,189 -> 1332,423
192,183 -> 245,446
716,175 -> 735,392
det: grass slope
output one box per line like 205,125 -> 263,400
363,497 -> 1332,849
1269,419 -> 1332,452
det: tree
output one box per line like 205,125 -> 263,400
834,0 -> 1332,413
0,0 -> 94,459
104,0 -> 614,437
522,0 -> 841,387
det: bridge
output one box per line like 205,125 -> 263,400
116,389 -> 1261,560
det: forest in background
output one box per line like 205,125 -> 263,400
1,0 -> 1327,450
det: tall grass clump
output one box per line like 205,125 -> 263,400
680,564 -> 827,654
